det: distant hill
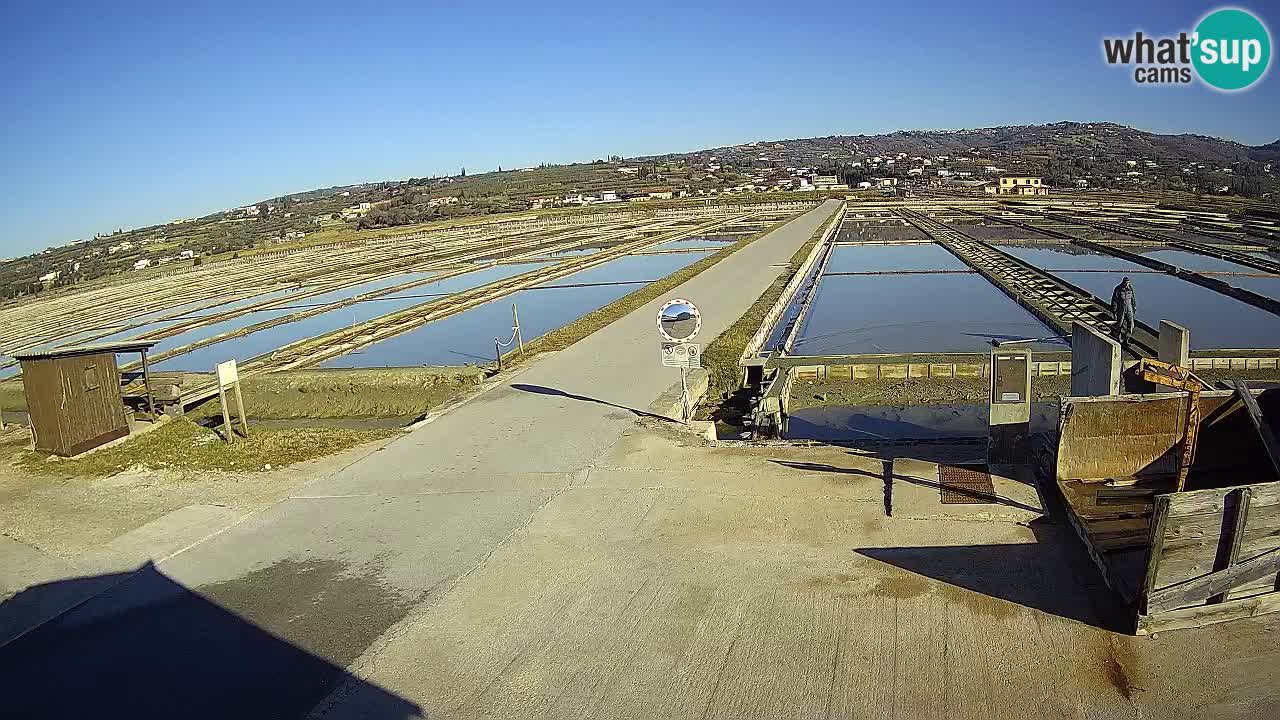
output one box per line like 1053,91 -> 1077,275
1249,140 -> 1280,164
638,121 -> 1264,169
4,121 -> 1276,303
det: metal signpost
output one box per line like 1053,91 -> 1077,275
215,359 -> 250,444
657,298 -> 702,422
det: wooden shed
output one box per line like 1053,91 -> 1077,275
13,341 -> 159,457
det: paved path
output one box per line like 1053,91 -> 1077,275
0,200 -> 842,719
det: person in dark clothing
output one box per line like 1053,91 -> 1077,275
1111,277 -> 1136,345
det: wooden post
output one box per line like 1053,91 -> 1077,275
495,339 -> 502,372
513,304 -> 524,355
218,384 -> 234,444
233,380 -> 249,438
1140,494 -> 1171,616
140,349 -> 157,421
1210,487 -> 1252,604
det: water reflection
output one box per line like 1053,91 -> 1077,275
793,274 -> 1061,355
322,252 -> 710,367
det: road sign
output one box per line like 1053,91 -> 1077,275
214,359 -> 249,444
657,298 -> 701,343
215,359 -> 239,388
661,342 -> 701,369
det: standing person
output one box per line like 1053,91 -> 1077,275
1111,277 -> 1137,346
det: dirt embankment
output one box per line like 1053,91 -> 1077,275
789,374 -> 1071,409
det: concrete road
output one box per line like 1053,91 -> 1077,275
0,200 -> 843,719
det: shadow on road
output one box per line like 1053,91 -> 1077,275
771,458 -> 1042,514
856,518 -> 1132,632
0,562 -> 422,719
511,383 -> 667,420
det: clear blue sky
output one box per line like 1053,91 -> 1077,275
2,0 -> 1276,256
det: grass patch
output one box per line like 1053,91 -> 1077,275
695,208 -> 842,424
2,369 -> 485,420
0,380 -> 24,413
508,214 -> 800,359
190,368 -> 485,420
17,417 -> 396,476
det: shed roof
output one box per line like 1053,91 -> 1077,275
12,340 -> 160,362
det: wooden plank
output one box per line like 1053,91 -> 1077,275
1165,481 -> 1280,517
1156,510 -> 1280,589
1058,479 -> 1153,521
1148,546 -> 1280,613
1230,380 -> 1280,480
1097,487 -> 1156,505
1141,495 -> 1171,615
1212,487 -> 1252,604
1139,588 -> 1280,634
1060,485 -> 1137,603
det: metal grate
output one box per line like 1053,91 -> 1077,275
938,464 -> 996,504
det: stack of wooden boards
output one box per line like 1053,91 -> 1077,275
1057,478 -> 1162,604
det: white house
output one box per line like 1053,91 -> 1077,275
133,258 -> 152,270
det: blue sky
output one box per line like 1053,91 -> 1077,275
1,0 -> 1277,256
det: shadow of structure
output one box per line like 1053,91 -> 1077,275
768,407 -> 1131,625
772,457 -> 1043,515
511,383 -> 666,420
0,562 -> 422,720
857,518 -> 1133,633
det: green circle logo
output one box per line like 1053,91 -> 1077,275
1193,8 -> 1271,91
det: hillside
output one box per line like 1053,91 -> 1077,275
3,121 -> 1277,303
1249,140 -> 1280,164
638,121 -> 1261,168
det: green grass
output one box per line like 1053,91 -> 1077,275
17,417 -> 396,476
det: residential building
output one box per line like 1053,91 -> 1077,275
994,176 -> 1049,195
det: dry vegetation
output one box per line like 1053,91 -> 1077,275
14,418 -> 396,477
